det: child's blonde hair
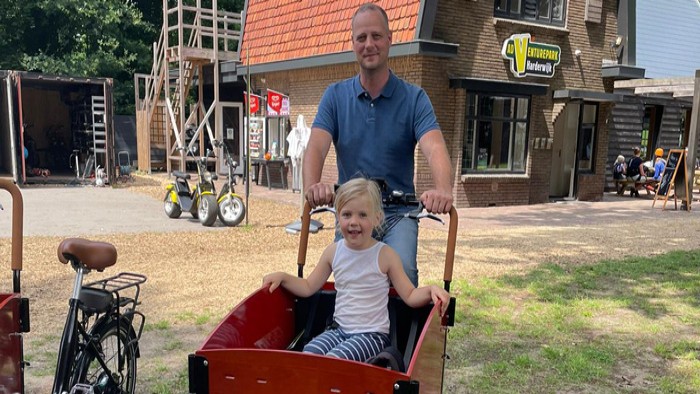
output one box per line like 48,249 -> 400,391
616,155 -> 625,164
334,178 -> 384,229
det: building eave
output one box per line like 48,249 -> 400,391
449,77 -> 549,96
553,89 -> 622,102
231,40 -> 459,76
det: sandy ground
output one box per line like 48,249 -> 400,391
3,174 -> 700,392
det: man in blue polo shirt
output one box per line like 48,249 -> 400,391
304,3 -> 453,286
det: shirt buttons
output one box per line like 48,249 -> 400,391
370,103 -> 374,107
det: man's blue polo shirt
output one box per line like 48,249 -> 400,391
312,72 -> 440,195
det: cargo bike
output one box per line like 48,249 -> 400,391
188,190 -> 458,393
0,179 -> 29,393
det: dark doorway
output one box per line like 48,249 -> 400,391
641,105 -> 664,160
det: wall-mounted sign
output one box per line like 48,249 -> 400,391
501,33 -> 561,78
266,89 -> 289,116
244,93 -> 261,114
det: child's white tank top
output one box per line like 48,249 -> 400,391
332,240 -> 390,334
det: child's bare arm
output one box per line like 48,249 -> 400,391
263,243 -> 335,297
382,246 -> 450,316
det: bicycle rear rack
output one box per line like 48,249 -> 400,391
83,272 -> 148,348
84,272 -> 146,307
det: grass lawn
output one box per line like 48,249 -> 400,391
446,250 -> 700,393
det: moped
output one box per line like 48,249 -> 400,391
163,147 -> 219,226
216,140 -> 246,226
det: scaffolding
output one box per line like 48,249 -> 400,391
135,0 -> 241,173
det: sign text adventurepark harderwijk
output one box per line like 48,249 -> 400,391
501,33 -> 561,78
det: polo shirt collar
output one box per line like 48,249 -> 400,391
353,71 -> 399,98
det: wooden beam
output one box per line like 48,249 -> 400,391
674,89 -> 696,98
634,84 -> 695,95
615,76 -> 694,89
685,69 -> 700,209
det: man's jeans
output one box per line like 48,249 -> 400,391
335,205 -> 419,286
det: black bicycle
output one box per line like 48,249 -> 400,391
52,238 -> 146,394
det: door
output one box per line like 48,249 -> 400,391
550,104 -> 580,197
642,105 -> 664,160
219,103 -> 243,172
265,116 -> 289,159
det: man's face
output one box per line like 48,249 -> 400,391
351,10 -> 392,72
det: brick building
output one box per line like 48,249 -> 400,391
231,0 -> 620,207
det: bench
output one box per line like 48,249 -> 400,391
615,178 -> 659,196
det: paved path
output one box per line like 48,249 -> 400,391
435,193 -> 698,231
0,185 -> 230,238
1,182 -> 697,238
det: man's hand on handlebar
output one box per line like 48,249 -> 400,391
305,182 -> 335,208
420,189 -> 453,215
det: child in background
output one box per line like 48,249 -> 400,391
653,148 -> 666,181
263,177 -> 450,363
613,155 -> 627,194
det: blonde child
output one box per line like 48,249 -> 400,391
263,177 -> 450,362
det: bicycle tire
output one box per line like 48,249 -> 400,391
71,318 -> 138,393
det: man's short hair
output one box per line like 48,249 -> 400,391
351,3 -> 390,34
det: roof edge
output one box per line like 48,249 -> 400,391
449,77 -> 549,96
232,40 -> 459,76
553,89 -> 622,102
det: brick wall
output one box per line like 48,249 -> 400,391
249,0 -> 618,207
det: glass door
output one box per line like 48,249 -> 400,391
219,103 -> 243,171
265,116 -> 289,160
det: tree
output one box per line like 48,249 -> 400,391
0,0 -> 247,114
0,1 -> 32,70
20,0 -> 157,114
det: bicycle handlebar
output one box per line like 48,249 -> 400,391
297,201 -> 458,285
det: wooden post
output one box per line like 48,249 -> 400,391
213,0 -> 221,174
177,0 -> 185,171
685,69 -> 700,210
163,0 -> 172,174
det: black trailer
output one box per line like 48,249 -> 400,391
0,70 -> 115,185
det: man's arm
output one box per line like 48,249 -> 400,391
418,129 -> 453,214
303,128 -> 334,207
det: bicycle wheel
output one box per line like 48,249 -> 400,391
71,318 -> 138,393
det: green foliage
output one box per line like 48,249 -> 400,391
0,2 -> 32,69
18,0 -> 155,114
0,0 -> 246,114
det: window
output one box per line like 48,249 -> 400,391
495,0 -> 566,26
461,94 -> 529,173
577,104 -> 597,172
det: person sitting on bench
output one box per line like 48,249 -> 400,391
613,155 -> 627,194
262,177 -> 450,363
626,147 -> 646,197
